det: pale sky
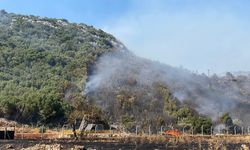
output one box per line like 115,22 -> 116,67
1,0 -> 250,74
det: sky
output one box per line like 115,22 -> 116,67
1,0 -> 250,74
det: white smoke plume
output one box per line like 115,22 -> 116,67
85,50 -> 250,125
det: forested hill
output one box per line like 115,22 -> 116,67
1,10 -> 250,134
0,10 -> 124,124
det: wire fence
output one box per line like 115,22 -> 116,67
1,124 -> 250,140
124,125 -> 250,136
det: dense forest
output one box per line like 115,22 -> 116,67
0,10 -> 250,134
0,10 -> 123,126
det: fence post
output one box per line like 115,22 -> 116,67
22,125 -> 24,140
41,125 -> 44,140
4,127 -> 7,140
148,125 -> 151,135
191,126 -> 194,136
201,125 -> 204,136
234,126 -> 237,135
241,126 -> 244,135
62,125 -> 64,138
182,126 -> 186,135
14,126 -> 16,140
136,125 -> 139,135
210,126 -> 213,136
57,127 -> 60,139
160,126 -> 164,135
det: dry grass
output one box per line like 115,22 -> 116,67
10,127 -> 250,149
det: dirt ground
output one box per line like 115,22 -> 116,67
0,136 -> 250,150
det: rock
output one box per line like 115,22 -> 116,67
241,144 -> 249,150
0,118 -> 17,126
73,145 -> 87,150
21,144 -> 62,150
5,144 -> 14,149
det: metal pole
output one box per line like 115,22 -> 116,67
41,125 -> 44,140
242,126 -> 244,135
14,126 -> 16,140
22,125 -> 24,140
148,125 -> 151,135
4,127 -> 6,140
160,126 -> 164,135
136,126 -> 139,135
57,127 -> 60,139
234,126 -> 237,135
62,125 -> 64,138
210,126 -> 213,136
201,125 -> 204,136
182,126 -> 186,134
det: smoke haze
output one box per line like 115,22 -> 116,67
85,50 -> 250,125
103,0 -> 250,74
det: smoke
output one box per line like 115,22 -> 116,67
85,50 -> 250,125
103,0 -> 250,74
213,124 -> 226,134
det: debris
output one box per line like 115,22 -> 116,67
73,145 -> 87,150
5,144 -> 14,149
241,144 -> 249,150
0,118 -> 17,126
20,144 -> 62,150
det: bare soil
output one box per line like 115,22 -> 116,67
0,137 -> 250,150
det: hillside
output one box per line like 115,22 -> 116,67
1,10 -> 250,134
86,51 -> 250,132
0,10 -> 124,125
